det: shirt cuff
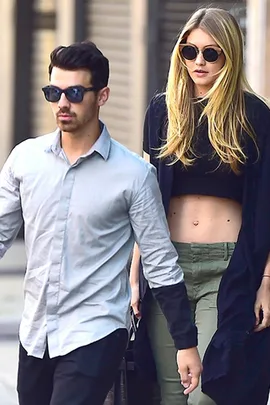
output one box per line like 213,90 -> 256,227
151,282 -> 198,349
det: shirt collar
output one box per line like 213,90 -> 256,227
44,121 -> 111,161
91,122 -> 111,160
44,129 -> 62,155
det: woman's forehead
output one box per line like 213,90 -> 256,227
186,28 -> 218,48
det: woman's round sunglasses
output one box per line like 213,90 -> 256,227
180,44 -> 223,63
42,85 -> 97,103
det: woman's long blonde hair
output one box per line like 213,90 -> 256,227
159,7 -> 259,173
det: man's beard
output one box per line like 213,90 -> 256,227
56,117 -> 80,132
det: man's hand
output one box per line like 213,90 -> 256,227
177,347 -> 202,395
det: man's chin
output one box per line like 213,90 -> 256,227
57,123 -> 78,132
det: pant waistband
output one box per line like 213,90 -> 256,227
171,241 -> 236,261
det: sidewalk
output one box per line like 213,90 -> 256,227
0,272 -> 22,405
0,340 -> 19,405
0,242 -> 25,405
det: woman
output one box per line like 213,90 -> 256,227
130,7 -> 270,405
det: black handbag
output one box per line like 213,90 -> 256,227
113,311 -> 137,405
103,311 -> 136,405
104,312 -> 160,405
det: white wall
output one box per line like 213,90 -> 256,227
0,0 -> 15,168
246,0 -> 269,98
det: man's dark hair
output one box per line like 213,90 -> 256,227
48,41 -> 109,90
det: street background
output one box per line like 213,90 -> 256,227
0,0 -> 270,404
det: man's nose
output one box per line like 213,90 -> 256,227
57,93 -> 70,108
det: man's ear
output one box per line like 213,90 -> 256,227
97,87 -> 110,106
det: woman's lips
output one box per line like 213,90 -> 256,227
194,70 -> 208,77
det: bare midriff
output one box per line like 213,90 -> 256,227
167,195 -> 242,243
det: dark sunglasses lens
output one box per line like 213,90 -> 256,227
203,48 -> 219,62
66,87 -> 84,103
181,46 -> 197,60
43,87 -> 61,102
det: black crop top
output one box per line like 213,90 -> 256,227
171,113 -> 244,203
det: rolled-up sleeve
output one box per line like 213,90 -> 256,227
129,165 -> 198,349
0,149 -> 23,258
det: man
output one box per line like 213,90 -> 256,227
0,41 -> 201,405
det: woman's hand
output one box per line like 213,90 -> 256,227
131,283 -> 141,319
254,276 -> 270,332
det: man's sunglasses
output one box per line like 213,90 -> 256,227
41,85 -> 98,103
180,44 -> 223,63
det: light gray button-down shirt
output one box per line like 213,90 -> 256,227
0,123 -> 183,358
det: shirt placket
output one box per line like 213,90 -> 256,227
46,165 -> 76,357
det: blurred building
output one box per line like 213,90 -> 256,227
2,0 -> 270,164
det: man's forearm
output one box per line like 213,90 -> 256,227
152,282 -> 198,349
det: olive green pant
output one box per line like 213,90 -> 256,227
146,242 -> 235,405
